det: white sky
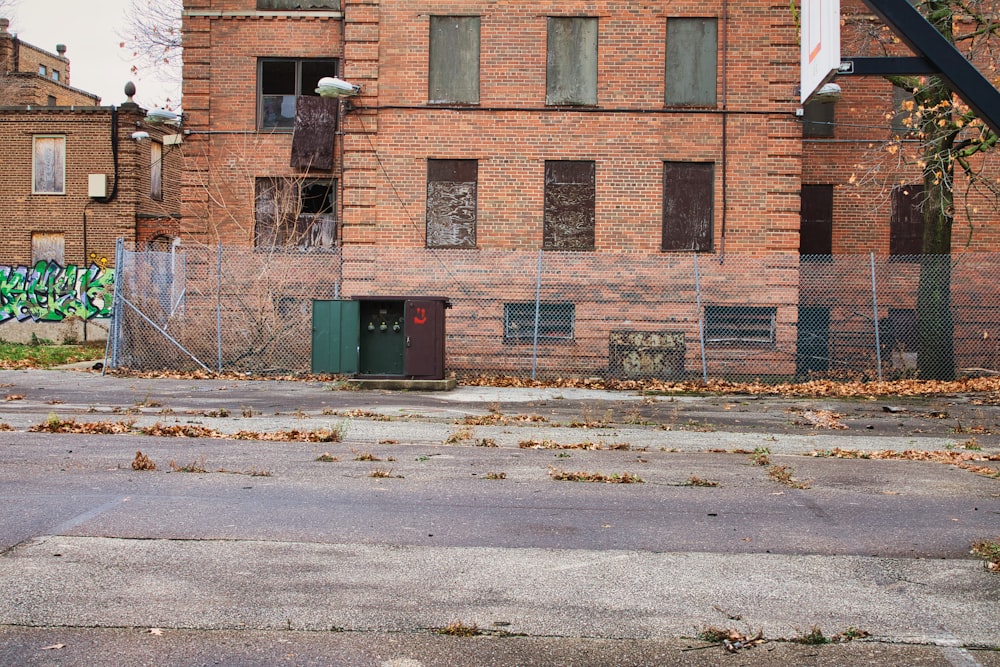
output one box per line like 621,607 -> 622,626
7,0 -> 176,109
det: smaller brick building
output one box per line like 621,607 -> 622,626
0,18 -> 182,342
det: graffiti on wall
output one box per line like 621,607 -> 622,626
0,261 -> 114,323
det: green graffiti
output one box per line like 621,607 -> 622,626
0,261 -> 114,323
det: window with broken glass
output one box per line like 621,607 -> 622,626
254,177 -> 337,250
259,58 -> 338,130
426,159 -> 477,248
543,160 -> 596,251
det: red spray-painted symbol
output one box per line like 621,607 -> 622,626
413,307 -> 427,325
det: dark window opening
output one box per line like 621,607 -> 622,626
504,302 -> 575,342
260,58 -> 338,130
705,306 -> 776,347
799,184 -> 833,258
803,99 -> 835,137
890,184 -> 923,258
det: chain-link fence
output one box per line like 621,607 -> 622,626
107,242 -> 1000,383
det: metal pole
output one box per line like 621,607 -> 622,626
695,254 -> 708,383
216,243 -> 223,373
531,249 -> 543,381
871,252 -> 883,381
103,237 -> 124,374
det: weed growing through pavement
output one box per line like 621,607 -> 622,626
436,621 -> 481,636
169,456 -> 209,473
547,467 -> 644,483
445,427 -> 474,444
971,539 -> 1000,572
484,471 -> 507,480
369,467 -> 402,478
242,406 -> 254,417
751,447 -> 771,466
684,476 -> 720,487
205,408 -> 231,418
131,450 -> 156,471
767,465 -> 811,489
352,451 -> 381,461
316,453 -> 339,462
475,438 -> 498,447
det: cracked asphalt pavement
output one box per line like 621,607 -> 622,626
0,368 -> 998,666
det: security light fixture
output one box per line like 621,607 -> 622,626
316,77 -> 361,98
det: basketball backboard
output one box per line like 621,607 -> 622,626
800,0 -> 841,103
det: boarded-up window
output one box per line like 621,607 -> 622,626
291,96 -> 339,169
546,17 -> 598,106
429,16 -> 480,104
803,99 -> 835,137
257,0 -> 340,9
260,58 -> 338,130
31,232 -> 64,265
504,302 -> 575,342
890,184 -> 923,257
799,184 -> 833,257
426,159 -> 477,248
662,162 -> 713,252
150,141 -> 163,201
544,161 -> 595,250
255,177 -> 337,250
33,136 -> 65,194
891,86 -> 916,136
665,18 -> 717,106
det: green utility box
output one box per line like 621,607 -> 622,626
311,297 -> 449,379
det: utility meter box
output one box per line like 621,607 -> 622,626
312,297 -> 449,379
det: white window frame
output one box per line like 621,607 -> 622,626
33,135 -> 66,195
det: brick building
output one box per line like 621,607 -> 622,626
0,18 -> 182,341
171,0 -> 999,377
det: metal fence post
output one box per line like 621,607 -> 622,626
103,236 -> 124,373
216,242 -> 223,374
695,254 -> 708,383
871,252 -> 883,381
531,249 -> 543,381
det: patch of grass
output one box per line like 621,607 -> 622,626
767,465 -> 812,489
0,341 -> 105,369
131,450 -> 156,471
436,621 -> 481,637
971,539 -> 1000,572
547,467 -> 644,484
791,625 -> 830,645
315,453 -> 339,462
684,476 -> 720,487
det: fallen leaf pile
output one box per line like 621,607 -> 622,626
811,447 -> 1000,477
29,419 -> 135,434
547,467 -> 644,483
520,439 -> 631,451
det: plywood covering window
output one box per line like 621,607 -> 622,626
799,184 -> 833,257
665,18 -> 718,106
259,58 -> 338,130
426,159 -> 477,248
31,232 -> 64,266
544,160 -> 595,251
33,136 -> 65,194
254,177 -> 337,250
890,184 -> 924,258
662,162 -> 713,252
546,17 -> 598,106
429,16 -> 480,104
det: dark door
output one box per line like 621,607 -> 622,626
796,306 -> 830,376
404,299 -> 444,379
